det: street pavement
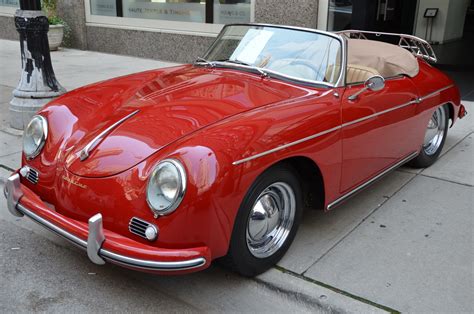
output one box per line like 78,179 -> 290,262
1,39 -> 473,313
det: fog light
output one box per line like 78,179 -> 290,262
145,225 -> 158,241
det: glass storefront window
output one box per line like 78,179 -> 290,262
327,0 -> 352,31
89,0 -> 252,24
90,0 -> 117,16
214,0 -> 251,24
122,0 -> 205,23
0,0 -> 19,7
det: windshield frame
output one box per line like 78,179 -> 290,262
200,23 -> 347,88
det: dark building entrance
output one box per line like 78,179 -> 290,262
326,0 -> 474,101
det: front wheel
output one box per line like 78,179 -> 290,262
221,164 -> 303,277
410,104 -> 449,168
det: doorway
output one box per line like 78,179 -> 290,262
325,0 -> 417,34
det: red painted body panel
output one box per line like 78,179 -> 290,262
18,56 -> 462,274
340,76 -> 419,192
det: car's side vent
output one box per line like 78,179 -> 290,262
26,168 -> 39,184
129,217 -> 158,241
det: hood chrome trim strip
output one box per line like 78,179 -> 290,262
79,110 -> 139,161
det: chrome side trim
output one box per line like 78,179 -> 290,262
15,203 -> 206,271
232,125 -> 342,165
232,85 -> 454,165
80,109 -> 139,161
342,98 -> 419,128
326,151 -> 418,210
418,85 -> 454,102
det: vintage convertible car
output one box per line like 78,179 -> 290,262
4,24 -> 467,276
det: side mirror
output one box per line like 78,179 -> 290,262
348,75 -> 385,101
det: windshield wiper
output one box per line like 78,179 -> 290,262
216,59 -> 269,78
194,57 -> 215,67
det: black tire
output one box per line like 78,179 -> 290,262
409,104 -> 449,168
220,164 -> 303,277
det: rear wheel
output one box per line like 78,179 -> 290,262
221,164 -> 303,277
410,104 -> 449,168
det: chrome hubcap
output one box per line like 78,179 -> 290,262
423,107 -> 446,156
246,182 -> 296,258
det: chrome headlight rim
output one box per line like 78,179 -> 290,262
23,115 -> 48,160
146,158 -> 187,217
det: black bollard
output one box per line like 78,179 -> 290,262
9,0 -> 65,130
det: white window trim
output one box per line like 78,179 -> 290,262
317,0 -> 329,30
85,0 -> 255,37
0,6 -> 17,17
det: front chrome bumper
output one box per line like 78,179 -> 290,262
4,173 -> 208,272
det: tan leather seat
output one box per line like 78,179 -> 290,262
345,64 -> 380,84
325,64 -> 380,84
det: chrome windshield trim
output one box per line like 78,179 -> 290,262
227,23 -> 344,40
202,23 -> 346,88
232,85 -> 453,165
326,151 -> 418,210
79,109 -> 139,161
195,61 -> 336,88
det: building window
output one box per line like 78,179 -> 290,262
327,0 -> 352,31
0,0 -> 19,7
89,0 -> 252,24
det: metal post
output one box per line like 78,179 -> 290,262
9,0 -> 65,130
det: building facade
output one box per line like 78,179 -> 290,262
0,0 -> 471,63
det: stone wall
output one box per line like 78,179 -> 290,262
255,0 -> 318,29
0,15 -> 18,41
56,0 -> 87,49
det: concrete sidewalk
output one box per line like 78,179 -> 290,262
1,39 -> 473,313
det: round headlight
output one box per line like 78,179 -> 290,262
146,159 -> 186,216
23,115 -> 48,160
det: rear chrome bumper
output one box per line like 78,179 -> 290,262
4,173 -> 209,273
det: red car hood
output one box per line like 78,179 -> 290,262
63,66 -> 310,177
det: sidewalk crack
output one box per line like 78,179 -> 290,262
275,266 -> 400,313
0,164 -> 15,172
418,173 -> 473,187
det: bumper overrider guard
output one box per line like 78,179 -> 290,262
4,173 -> 209,272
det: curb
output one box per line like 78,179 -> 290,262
257,268 -> 393,313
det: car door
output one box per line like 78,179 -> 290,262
340,76 -> 419,193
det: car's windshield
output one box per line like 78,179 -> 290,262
203,25 -> 342,85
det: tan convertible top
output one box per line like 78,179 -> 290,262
348,39 -> 419,78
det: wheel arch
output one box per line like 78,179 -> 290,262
273,156 -> 325,210
444,101 -> 456,127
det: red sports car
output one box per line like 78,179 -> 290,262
4,24 -> 467,276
